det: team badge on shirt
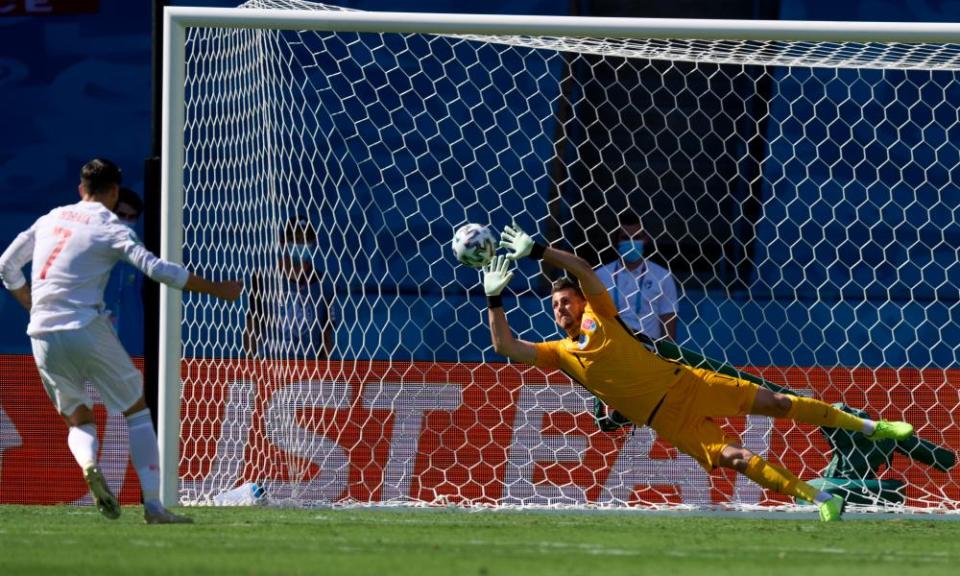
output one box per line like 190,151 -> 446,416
578,317 -> 596,349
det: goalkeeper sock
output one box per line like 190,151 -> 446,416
785,396 -> 868,432
67,423 -> 98,470
126,409 -> 161,505
742,455 -> 820,502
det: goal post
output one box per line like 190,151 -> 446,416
161,1 -> 960,511
159,8 -> 186,507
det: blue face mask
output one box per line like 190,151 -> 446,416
617,240 -> 644,264
285,243 -> 315,263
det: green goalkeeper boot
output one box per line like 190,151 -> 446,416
866,421 -> 914,442
819,495 -> 846,522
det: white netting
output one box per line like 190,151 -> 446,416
176,1 -> 960,511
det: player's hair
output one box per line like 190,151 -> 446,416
615,211 -> 650,242
551,276 -> 584,299
118,187 -> 144,216
80,158 -> 122,196
281,215 -> 317,245
617,210 -> 643,230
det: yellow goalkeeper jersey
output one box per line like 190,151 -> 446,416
533,288 -> 684,425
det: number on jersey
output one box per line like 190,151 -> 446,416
39,226 -> 72,280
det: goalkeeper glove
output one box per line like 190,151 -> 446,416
499,223 -> 536,260
593,397 -> 633,432
483,254 -> 514,296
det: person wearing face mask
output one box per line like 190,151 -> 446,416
243,216 -> 335,360
105,188 -> 146,353
591,215 -> 678,433
479,223 -> 917,522
595,215 -> 678,342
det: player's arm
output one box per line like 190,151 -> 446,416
183,273 -> 243,301
0,225 -> 36,311
113,227 -> 242,301
5,285 -> 31,311
499,223 -> 616,316
484,255 -> 537,364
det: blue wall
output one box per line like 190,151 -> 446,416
0,0 -> 153,353
2,0 -> 960,369
0,0 -> 569,357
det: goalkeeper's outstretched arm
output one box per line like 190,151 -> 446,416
499,223 -> 607,297
488,306 -> 537,364
540,245 -> 608,297
483,255 -> 537,365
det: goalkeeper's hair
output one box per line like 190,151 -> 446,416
81,158 -> 122,196
551,276 -> 584,300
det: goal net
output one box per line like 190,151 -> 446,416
167,0 -> 960,511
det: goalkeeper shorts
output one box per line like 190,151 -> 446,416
650,367 -> 760,471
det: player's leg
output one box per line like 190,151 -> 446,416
85,317 -> 192,524
63,404 -> 97,468
717,444 -> 845,522
749,387 -> 913,441
31,331 -> 120,519
654,376 -> 844,521
120,397 -> 191,524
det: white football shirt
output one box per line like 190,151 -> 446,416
0,200 -> 189,336
595,259 -> 678,339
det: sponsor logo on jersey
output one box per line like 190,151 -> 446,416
581,317 -> 597,332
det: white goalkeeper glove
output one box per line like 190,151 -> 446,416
498,223 -> 536,260
483,255 -> 514,296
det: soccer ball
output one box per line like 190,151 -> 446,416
451,223 -> 496,268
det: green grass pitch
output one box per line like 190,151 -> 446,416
1,505 -> 958,575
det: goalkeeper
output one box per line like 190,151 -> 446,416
484,224 -> 915,521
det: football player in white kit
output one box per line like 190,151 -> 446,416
0,159 -> 243,523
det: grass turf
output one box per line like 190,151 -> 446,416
1,505 -> 958,575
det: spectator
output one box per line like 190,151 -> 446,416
243,216 -> 335,359
484,222 -> 916,522
105,187 -> 145,352
595,215 -> 678,341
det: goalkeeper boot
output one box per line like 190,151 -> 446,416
83,465 -> 120,520
144,502 -> 194,525
866,421 -> 914,442
818,494 -> 845,522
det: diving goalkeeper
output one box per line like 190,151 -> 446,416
484,224 -> 915,521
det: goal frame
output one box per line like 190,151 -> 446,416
159,5 -> 960,506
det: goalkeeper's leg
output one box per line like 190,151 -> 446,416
719,445 -> 844,521
750,388 -> 913,441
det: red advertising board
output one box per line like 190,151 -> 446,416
1,355 -> 958,508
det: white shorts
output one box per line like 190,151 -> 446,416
30,315 -> 143,415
